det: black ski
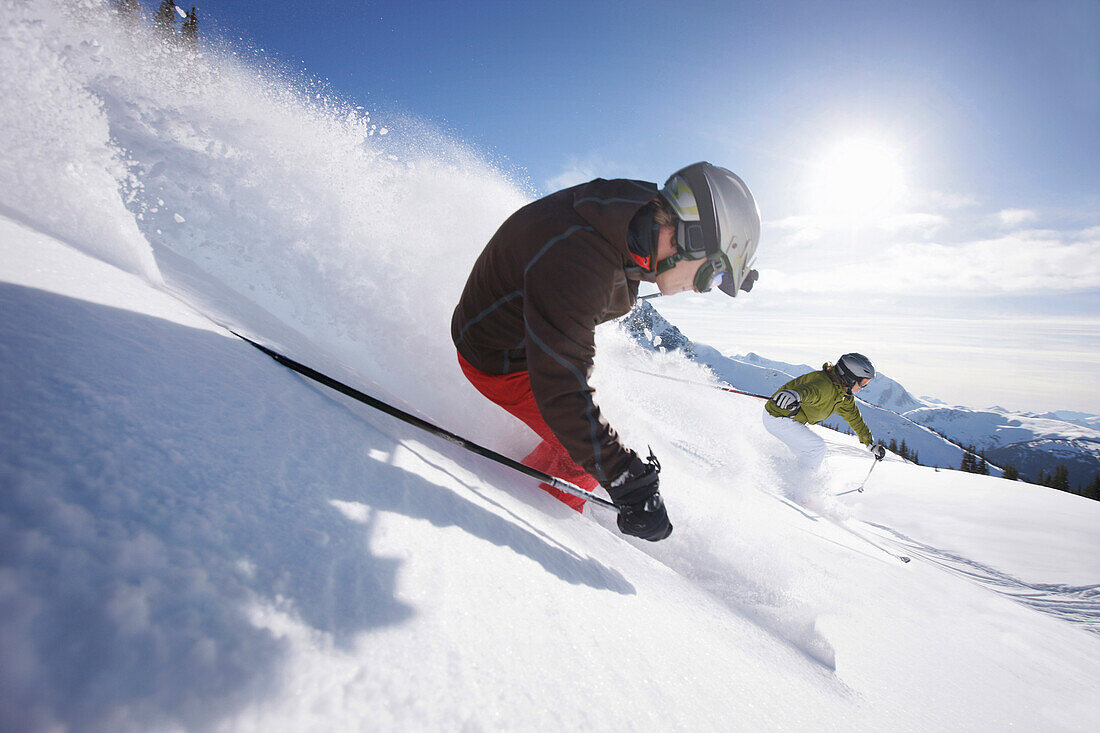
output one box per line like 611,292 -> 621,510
231,331 -> 618,511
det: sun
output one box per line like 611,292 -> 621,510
807,137 -> 906,223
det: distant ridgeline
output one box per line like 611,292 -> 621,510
620,301 -> 1100,501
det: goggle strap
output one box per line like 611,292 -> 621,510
682,165 -> 719,258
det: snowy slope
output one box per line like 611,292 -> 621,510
727,351 -> 928,414
2,3 -> 1100,731
8,208 -> 1100,732
686,336 -> 1100,483
721,352 -> 987,470
907,405 -> 1100,482
1038,411 -> 1100,431
722,352 -> 1100,485
624,306 -> 983,472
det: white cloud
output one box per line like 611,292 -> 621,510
908,232 -> 1100,293
759,182 -> 1099,298
544,158 -> 602,192
996,208 -> 1038,227
767,215 -> 822,231
877,212 -> 947,234
919,190 -> 981,211
765,217 -> 823,244
763,227 -> 1100,296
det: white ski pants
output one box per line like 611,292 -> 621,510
762,410 -> 826,472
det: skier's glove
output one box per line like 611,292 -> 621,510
605,452 -> 672,542
869,442 -> 886,461
772,389 -> 801,414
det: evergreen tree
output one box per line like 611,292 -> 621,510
958,446 -> 990,475
1003,464 -> 1019,481
899,439 -> 910,461
155,0 -> 178,37
182,6 -> 198,45
889,438 -> 898,454
959,448 -> 973,473
1083,473 -> 1100,501
1052,465 -> 1070,493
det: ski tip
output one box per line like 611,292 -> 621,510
900,556 -> 911,563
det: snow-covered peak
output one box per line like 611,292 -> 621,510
725,351 -> 930,414
622,304 -> 1099,482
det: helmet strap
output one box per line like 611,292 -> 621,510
655,252 -> 683,275
655,231 -> 696,275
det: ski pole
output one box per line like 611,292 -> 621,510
635,367 -> 894,496
855,456 -> 878,493
231,331 -> 619,512
832,453 -> 881,496
626,368 -> 770,400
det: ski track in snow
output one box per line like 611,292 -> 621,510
668,424 -> 1100,636
865,521 -> 1100,634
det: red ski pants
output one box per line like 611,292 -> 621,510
457,351 -> 597,512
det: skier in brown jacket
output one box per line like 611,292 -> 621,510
452,163 -> 761,541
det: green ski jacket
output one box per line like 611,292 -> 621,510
765,364 -> 874,445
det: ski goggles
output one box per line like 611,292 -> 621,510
840,373 -> 872,390
692,251 -> 759,296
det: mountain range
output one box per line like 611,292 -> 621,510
624,301 -> 1100,492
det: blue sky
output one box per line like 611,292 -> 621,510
186,1 -> 1099,206
157,0 -> 1099,412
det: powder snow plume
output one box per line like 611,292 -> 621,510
1,0 -> 530,433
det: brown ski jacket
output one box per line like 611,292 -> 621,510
451,178 -> 658,484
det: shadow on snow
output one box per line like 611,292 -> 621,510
0,283 -> 631,732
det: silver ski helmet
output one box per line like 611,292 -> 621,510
836,353 -> 875,388
658,162 -> 761,297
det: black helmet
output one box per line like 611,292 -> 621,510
836,353 -> 875,388
658,162 -> 761,297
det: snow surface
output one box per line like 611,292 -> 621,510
2,3 -> 1099,731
